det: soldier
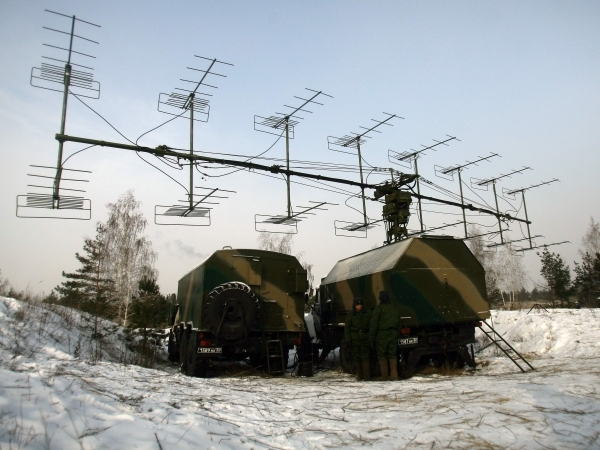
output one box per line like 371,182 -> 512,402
369,290 -> 400,381
344,298 -> 372,381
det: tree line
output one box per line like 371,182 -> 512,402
467,217 -> 600,308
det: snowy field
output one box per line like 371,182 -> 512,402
1,297 -> 599,450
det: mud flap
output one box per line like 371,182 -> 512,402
401,349 -> 425,379
457,345 -> 476,369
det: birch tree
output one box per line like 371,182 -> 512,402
257,232 -> 293,255
496,247 -> 527,307
466,225 -> 502,304
102,191 -> 157,328
580,217 -> 600,257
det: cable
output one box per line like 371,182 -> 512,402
61,144 -> 96,166
202,129 -> 286,178
136,152 -> 189,194
154,155 -> 184,171
463,179 -> 494,210
69,89 -> 135,145
136,109 -> 187,146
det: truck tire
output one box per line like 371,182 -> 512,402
203,282 -> 260,343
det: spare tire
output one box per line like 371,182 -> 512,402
203,282 -> 260,343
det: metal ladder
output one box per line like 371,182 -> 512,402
266,340 -> 285,375
479,320 -> 535,373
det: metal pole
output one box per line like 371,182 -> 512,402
458,169 -> 467,238
54,133 -> 533,227
285,116 -> 291,217
492,181 -> 504,243
53,15 -> 76,209
414,156 -> 424,232
522,191 -> 533,249
189,94 -> 194,211
356,140 -> 367,225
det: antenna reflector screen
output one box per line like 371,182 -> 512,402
334,220 -> 376,238
254,116 -> 296,138
255,214 -> 299,234
30,64 -> 100,99
16,194 -> 91,220
155,205 -> 211,226
157,93 -> 209,122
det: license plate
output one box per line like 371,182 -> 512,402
398,337 -> 418,346
198,347 -> 222,353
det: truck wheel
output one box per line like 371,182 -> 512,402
339,338 -> 354,374
187,331 -> 208,378
203,282 -> 260,343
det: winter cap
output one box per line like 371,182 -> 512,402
353,297 -> 364,306
379,291 -> 391,303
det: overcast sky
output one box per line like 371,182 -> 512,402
1,1 -> 599,295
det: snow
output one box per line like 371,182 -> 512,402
1,297 -> 600,449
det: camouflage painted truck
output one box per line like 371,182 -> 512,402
167,248 -> 308,377
305,235 -> 491,378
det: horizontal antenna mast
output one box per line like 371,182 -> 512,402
55,133 -> 532,226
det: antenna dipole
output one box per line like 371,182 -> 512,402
254,89 -> 332,231
328,113 -> 403,231
472,167 -> 531,243
436,153 -> 499,237
389,135 -> 458,232
504,178 -> 559,249
22,9 -> 100,219
156,55 -> 233,221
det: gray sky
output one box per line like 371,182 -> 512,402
1,1 -> 599,295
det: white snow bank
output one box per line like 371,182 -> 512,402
0,296 -> 133,367
478,308 -> 600,359
1,298 -> 599,449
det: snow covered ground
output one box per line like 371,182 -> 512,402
1,297 -> 599,449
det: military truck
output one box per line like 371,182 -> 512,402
305,235 -> 491,378
168,248 -> 308,377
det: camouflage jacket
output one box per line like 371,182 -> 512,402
369,303 -> 400,343
344,309 -> 372,342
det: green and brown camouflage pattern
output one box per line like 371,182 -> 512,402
321,236 -> 490,327
177,248 -> 308,332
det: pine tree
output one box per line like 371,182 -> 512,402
127,276 -> 170,368
573,252 -> 600,308
55,224 -> 114,318
128,276 -> 169,330
538,247 -> 572,305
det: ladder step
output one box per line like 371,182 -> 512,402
480,320 -> 534,372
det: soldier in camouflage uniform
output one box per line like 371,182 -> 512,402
369,291 -> 400,381
344,298 -> 372,381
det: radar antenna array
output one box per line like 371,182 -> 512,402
328,112 -> 403,237
434,153 -> 499,237
254,89 -> 333,233
501,179 -> 564,251
406,221 -> 464,238
155,187 -> 236,226
471,167 -> 531,244
389,135 -> 458,232
154,55 -> 234,225
18,9 -> 101,220
255,201 -> 337,234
